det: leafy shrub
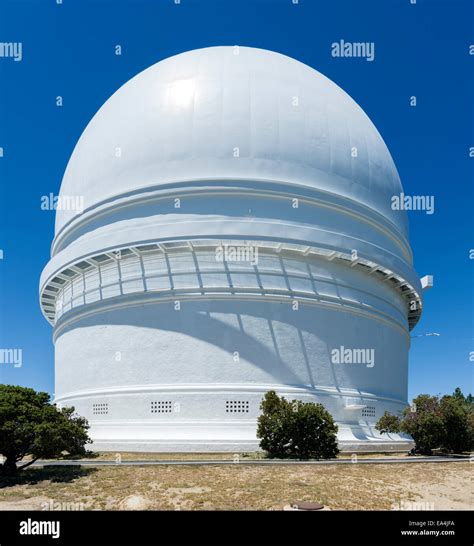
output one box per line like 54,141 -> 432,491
0,385 -> 91,473
375,388 -> 473,455
376,411 -> 401,435
439,393 -> 472,453
257,391 -> 339,459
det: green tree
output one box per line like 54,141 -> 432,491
375,411 -> 401,435
0,385 -> 91,473
400,395 -> 445,455
257,391 -> 339,459
439,393 -> 472,453
257,390 -> 292,458
288,399 -> 340,459
376,389 -> 473,455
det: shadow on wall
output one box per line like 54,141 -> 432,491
58,290 -> 402,399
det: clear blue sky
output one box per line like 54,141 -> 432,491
0,0 -> 472,401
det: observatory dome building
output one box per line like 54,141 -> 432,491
40,46 -> 425,452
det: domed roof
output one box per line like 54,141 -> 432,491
56,46 -> 406,237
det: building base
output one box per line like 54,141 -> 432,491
87,423 -> 413,454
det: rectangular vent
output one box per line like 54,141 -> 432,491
92,403 -> 108,415
151,401 -> 173,413
226,400 -> 249,413
362,406 -> 376,418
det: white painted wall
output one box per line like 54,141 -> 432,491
41,47 -> 421,452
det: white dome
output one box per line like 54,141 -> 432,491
56,46 -> 406,238
41,47 -> 423,453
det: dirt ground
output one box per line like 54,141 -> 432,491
50,451 -> 412,461
0,461 -> 471,511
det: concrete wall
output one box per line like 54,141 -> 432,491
54,252 -> 411,451
42,47 -> 421,452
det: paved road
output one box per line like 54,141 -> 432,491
31,456 -> 471,467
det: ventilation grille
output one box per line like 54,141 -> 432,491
92,403 -> 108,415
226,400 -> 249,413
362,406 -> 376,418
151,401 -> 173,413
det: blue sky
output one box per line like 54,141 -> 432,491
0,0 -> 472,401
